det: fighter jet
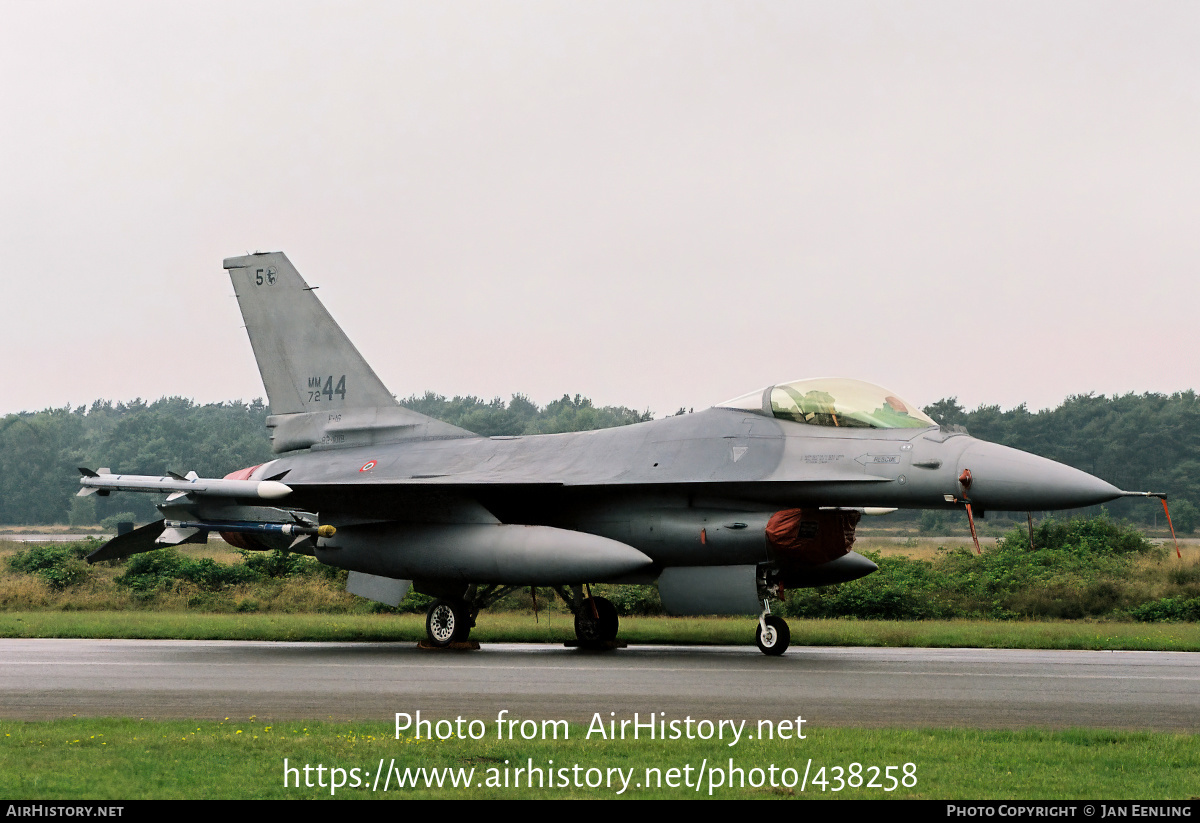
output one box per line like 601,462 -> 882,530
79,252 -> 1153,654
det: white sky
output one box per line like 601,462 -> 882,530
2,1 -> 1197,418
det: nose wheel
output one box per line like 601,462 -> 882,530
756,613 -> 790,656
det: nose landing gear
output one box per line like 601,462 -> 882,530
755,601 -> 790,656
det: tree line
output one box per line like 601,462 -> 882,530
0,390 -> 1195,528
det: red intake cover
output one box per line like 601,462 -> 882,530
223,465 -> 261,482
766,508 -> 861,568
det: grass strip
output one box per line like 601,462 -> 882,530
2,611 -> 1200,650
1,717 -> 1196,799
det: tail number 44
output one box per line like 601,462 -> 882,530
308,375 -> 347,402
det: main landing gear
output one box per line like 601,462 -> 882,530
552,584 -> 620,647
573,595 -> 618,643
755,601 -> 790,656
425,598 -> 472,647
419,583 -> 511,648
419,583 -> 622,649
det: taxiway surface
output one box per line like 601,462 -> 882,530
2,639 -> 1197,730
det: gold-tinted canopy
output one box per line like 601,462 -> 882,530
718,378 -> 936,429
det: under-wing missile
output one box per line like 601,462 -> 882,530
77,468 -> 291,500
162,520 -> 335,537
156,518 -> 335,549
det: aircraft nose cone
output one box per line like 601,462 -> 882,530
957,440 -> 1122,511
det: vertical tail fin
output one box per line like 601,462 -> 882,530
223,252 -> 399,415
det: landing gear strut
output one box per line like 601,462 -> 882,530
755,601 -> 790,656
419,583 -> 548,648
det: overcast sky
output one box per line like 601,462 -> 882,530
2,1 -> 1197,418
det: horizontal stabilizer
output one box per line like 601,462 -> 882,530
86,521 -> 168,564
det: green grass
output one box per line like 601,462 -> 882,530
3,611 -> 1200,650
1,718 -> 1196,799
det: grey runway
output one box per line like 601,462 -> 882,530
2,639 -> 1197,731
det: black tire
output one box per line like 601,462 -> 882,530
574,596 -> 619,643
755,615 -> 790,656
426,599 -> 469,647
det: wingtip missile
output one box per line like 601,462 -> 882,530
77,470 -> 293,500
257,480 -> 293,499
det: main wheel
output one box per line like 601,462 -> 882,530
426,599 -> 469,647
755,615 -> 790,656
574,596 -> 619,643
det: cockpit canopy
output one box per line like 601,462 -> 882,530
717,378 -> 936,430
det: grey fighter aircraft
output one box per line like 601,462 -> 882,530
80,252 -> 1154,654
